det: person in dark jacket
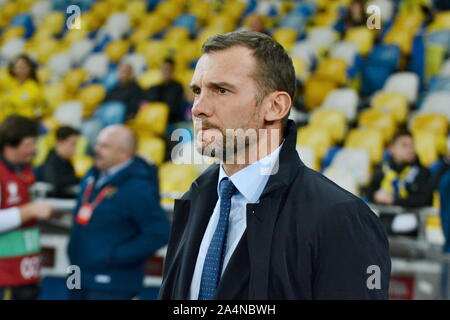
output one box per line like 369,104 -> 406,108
68,125 -> 170,300
367,129 -> 433,208
104,63 -> 142,120
159,31 -> 390,300
38,126 -> 80,198
143,57 -> 186,124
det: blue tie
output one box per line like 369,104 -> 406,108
198,178 -> 237,300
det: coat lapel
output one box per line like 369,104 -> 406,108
174,164 -> 220,299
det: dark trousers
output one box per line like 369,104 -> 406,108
68,288 -> 137,300
0,283 -> 40,300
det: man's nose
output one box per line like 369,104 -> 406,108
191,91 -> 213,119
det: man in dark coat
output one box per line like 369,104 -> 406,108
38,126 -> 80,198
159,31 -> 391,300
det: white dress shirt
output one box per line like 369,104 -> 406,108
189,143 -> 283,299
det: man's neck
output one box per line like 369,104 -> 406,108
222,129 -> 283,176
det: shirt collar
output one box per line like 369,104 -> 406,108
101,158 -> 133,179
217,141 -> 284,203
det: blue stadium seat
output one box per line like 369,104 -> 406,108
10,14 -> 34,38
94,101 -> 127,127
173,14 -> 197,35
368,44 -> 401,70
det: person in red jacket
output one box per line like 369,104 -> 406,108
0,115 -> 53,300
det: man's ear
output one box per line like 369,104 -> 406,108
264,91 -> 292,123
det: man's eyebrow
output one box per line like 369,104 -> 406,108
190,82 -> 237,90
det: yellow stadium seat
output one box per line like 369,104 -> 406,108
426,45 -> 447,80
29,38 -> 62,64
315,58 -> 347,85
189,0 -> 213,24
309,109 -> 347,143
272,28 -> 297,51
1,26 -> 25,43
159,161 -> 198,206
33,134 -> 56,167
371,92 -> 409,123
165,27 -> 190,42
358,109 -> 397,143
1,1 -> 20,23
63,29 -> 89,47
130,102 -> 170,137
137,40 -> 170,69
156,0 -> 183,20
78,84 -> 106,118
91,1 -> 113,22
72,155 -> 94,179
291,57 -> 310,82
345,26 -> 375,56
105,39 -> 130,62
427,11 -> 450,31
384,28 -> 413,55
138,13 -> 171,37
297,125 -> 332,160
413,130 -> 444,167
314,11 -> 338,27
63,68 -> 89,97
410,113 -> 449,137
345,128 -> 384,164
75,136 -> 90,157
138,69 -> 162,90
126,0 -> 147,26
207,14 -> 236,33
137,136 -> 166,166
43,83 -> 68,113
39,12 -> 65,36
304,76 -> 338,111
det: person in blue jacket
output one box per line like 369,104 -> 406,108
67,125 -> 170,300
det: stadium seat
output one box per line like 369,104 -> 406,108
272,28 -> 297,51
314,57 -> 347,85
53,101 -> 84,129
330,41 -> 359,66
358,109 -> 397,143
43,83 -> 68,112
47,52 -> 73,78
78,84 -> 106,118
290,40 -> 317,67
410,113 -> 449,137
94,101 -> 126,127
304,76 -> 338,111
137,135 -> 166,166
329,148 -> 371,187
129,102 -> 169,137
323,166 -> 359,195
297,125 -> 332,160
320,88 -> 359,122
309,109 -> 347,143
345,128 -> 384,164
159,161 -> 198,206
104,39 -> 130,62
296,146 -> 318,170
413,130 -> 446,167
291,57 -> 310,82
83,53 -> 110,79
72,155 -> 94,179
420,91 -> 450,121
371,91 -> 409,124
33,133 -> 56,167
345,26 -> 375,56
308,27 -> 338,52
382,72 -> 419,104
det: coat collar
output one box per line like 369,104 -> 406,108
171,120 -> 304,299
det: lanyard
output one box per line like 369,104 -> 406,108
82,177 -> 111,210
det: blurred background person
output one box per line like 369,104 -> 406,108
0,115 -> 53,300
0,55 -> 47,120
103,63 -> 142,121
37,126 -> 80,199
143,57 -> 187,125
366,129 -> 433,208
67,125 -> 170,300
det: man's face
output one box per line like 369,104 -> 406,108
161,62 -> 174,82
118,63 -> 133,84
12,58 -> 32,81
190,46 -> 265,161
390,135 -> 417,164
94,131 -> 125,171
57,135 -> 78,160
7,136 -> 37,165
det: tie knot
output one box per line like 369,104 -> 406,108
219,178 -> 237,200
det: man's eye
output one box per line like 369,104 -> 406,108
193,88 -> 201,95
218,88 -> 228,94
